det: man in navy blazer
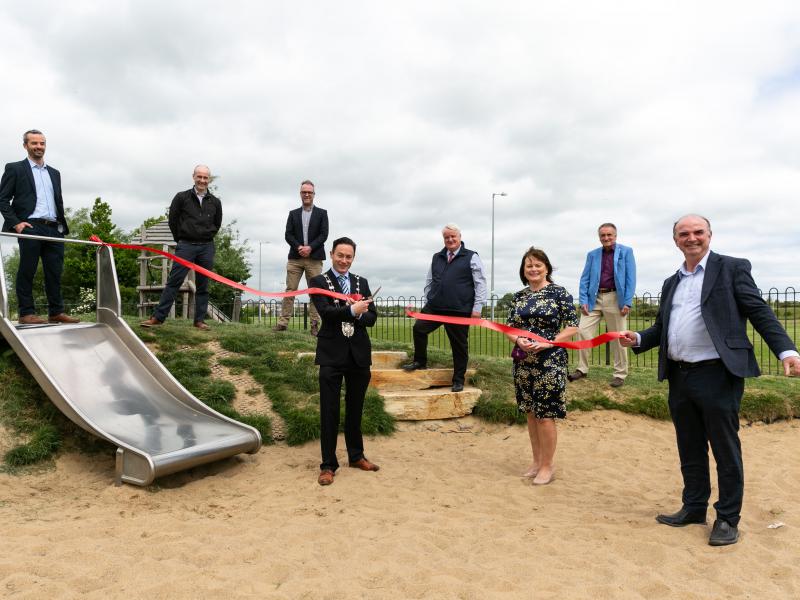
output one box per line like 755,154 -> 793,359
274,179 -> 329,335
0,129 -> 78,325
620,215 -> 800,546
569,223 -> 636,387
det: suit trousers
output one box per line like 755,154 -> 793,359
576,290 -> 628,378
153,241 -> 215,323
667,359 -> 744,526
16,222 -> 65,317
413,308 -> 470,385
318,356 -> 371,471
279,258 -> 322,327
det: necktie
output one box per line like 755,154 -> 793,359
338,274 -> 350,295
448,252 -> 455,263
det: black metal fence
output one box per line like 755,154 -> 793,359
20,286 -> 791,375
201,288 -> 798,376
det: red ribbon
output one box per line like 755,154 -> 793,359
405,309 -> 622,350
89,236 -> 362,302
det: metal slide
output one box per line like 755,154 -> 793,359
0,235 -> 261,486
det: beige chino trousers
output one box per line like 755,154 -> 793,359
576,290 -> 628,379
278,258 -> 323,327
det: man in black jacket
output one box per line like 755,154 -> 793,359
0,129 -> 78,325
140,165 -> 222,330
310,237 -> 378,486
403,224 -> 487,392
274,180 -> 329,335
620,214 -> 800,546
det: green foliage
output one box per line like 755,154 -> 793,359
4,424 -> 61,466
740,392 -> 793,424
208,221 -> 252,314
360,388 -> 397,435
494,292 -> 515,315
473,397 -> 526,425
62,198 -> 139,307
218,327 -> 396,446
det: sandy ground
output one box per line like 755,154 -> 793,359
1,412 -> 798,600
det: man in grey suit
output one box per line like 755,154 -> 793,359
620,214 -> 799,546
0,129 -> 78,325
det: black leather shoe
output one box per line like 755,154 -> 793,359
567,370 -> 587,382
402,361 -> 427,371
708,519 -> 739,546
655,507 -> 707,527
451,382 -> 464,392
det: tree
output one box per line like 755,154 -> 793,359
62,198 -> 139,307
208,221 -> 251,313
495,292 -> 515,315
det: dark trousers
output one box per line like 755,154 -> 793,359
153,241 -> 215,323
16,222 -> 65,317
412,307 -> 470,385
318,356 -> 371,471
667,359 -> 745,526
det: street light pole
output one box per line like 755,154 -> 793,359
490,192 -> 507,321
257,241 -> 269,321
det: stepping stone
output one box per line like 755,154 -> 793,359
369,368 -> 476,391
370,351 -> 409,369
380,387 -> 482,420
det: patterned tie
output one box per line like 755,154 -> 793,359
448,251 -> 455,263
338,274 -> 350,295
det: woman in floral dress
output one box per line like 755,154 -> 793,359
506,247 -> 578,485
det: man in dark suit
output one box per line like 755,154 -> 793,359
309,237 -> 378,486
274,179 -> 329,336
620,214 -> 800,546
0,129 -> 78,325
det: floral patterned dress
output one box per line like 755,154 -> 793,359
507,284 -> 579,418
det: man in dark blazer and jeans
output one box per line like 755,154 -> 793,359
275,179 -> 329,335
620,214 -> 800,546
0,129 -> 78,325
310,237 -> 378,486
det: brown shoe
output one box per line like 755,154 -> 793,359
193,321 -> 210,331
18,314 -> 47,325
272,324 -> 288,332
349,458 -> 380,472
48,313 -> 80,324
567,370 -> 587,382
140,317 -> 163,328
609,377 -> 625,388
318,469 -> 335,486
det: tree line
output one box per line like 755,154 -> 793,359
1,197 -> 250,317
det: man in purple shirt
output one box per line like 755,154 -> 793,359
568,223 -> 636,387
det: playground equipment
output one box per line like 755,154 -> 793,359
0,233 -> 261,486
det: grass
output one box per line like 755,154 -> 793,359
0,342 -> 111,470
1,316 -> 798,471
217,326 -> 396,446
472,356 -> 800,425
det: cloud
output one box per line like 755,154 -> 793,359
1,0 -> 799,300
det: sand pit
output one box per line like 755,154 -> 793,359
1,412 -> 798,599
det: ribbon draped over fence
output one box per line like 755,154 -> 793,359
90,236 -> 621,349
89,236 -> 361,302
404,309 -> 622,350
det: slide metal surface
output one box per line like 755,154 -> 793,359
0,237 -> 261,485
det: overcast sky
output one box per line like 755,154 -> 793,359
1,1 -> 798,303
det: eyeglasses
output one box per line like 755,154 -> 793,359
300,191 -> 315,196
